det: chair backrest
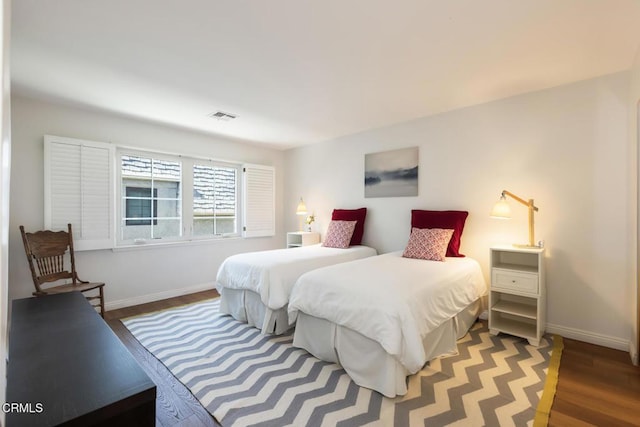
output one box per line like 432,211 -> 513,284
19,224 -> 78,293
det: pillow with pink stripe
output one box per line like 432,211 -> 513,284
402,227 -> 454,261
322,220 -> 357,249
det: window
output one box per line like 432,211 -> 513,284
117,152 -> 254,245
45,134 -> 275,249
120,154 -> 182,242
193,163 -> 238,236
125,187 -> 158,226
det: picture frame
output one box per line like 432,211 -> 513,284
364,147 -> 418,198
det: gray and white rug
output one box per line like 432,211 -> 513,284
123,299 -> 554,427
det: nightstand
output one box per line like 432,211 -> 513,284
489,245 -> 545,346
286,231 -> 320,248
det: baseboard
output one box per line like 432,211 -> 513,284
630,340 -> 639,366
545,322 -> 629,352
105,282 -> 215,311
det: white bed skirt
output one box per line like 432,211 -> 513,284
292,297 -> 484,397
219,288 -> 291,334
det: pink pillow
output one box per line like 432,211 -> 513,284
323,220 -> 357,249
331,208 -> 367,246
403,227 -> 454,261
411,210 -> 468,257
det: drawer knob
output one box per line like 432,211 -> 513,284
512,280 -> 516,283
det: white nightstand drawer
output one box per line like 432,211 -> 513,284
492,269 -> 538,294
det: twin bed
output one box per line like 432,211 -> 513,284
215,208 -> 488,397
216,243 -> 376,334
289,252 -> 486,397
216,207 -> 375,334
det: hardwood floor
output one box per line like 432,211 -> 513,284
548,338 -> 640,427
107,290 -> 221,427
107,291 -> 640,427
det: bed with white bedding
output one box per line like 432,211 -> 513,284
288,251 -> 487,397
216,244 -> 377,334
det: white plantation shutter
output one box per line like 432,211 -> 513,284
242,164 -> 275,237
48,141 -> 81,230
44,135 -> 115,250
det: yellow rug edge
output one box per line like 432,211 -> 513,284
533,334 -> 564,427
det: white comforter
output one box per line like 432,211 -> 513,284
216,244 -> 377,310
288,251 -> 487,373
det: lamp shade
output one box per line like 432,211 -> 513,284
296,198 -> 308,215
490,196 -> 511,219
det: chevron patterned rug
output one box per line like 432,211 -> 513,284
123,299 -> 558,427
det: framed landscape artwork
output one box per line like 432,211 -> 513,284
364,146 -> 418,198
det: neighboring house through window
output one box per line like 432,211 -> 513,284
119,153 -> 245,244
124,187 -> 158,226
121,155 -> 181,242
193,164 -> 237,236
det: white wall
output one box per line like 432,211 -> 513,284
9,95 -> 285,309
0,0 -> 10,420
284,71 -> 634,350
631,45 -> 640,364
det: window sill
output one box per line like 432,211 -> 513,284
112,236 -> 242,252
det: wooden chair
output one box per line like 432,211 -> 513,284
19,224 -> 106,317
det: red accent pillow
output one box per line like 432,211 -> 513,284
331,208 -> 367,246
322,220 -> 357,249
402,228 -> 454,261
411,210 -> 468,257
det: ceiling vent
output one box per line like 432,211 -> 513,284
208,111 -> 237,121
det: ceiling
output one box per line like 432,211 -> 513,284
11,0 -> 640,150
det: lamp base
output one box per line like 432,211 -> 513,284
512,243 -> 541,249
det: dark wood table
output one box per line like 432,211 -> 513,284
6,292 -> 156,426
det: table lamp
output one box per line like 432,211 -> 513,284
490,190 -> 540,248
296,197 -> 308,231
